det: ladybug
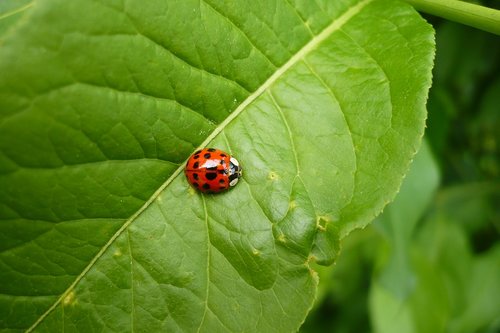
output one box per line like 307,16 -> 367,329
185,148 -> 242,193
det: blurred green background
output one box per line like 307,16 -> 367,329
300,11 -> 500,333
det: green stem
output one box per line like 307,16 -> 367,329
403,0 -> 500,35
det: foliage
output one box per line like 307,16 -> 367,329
301,19 -> 500,333
2,0 -> 498,332
0,0 -> 436,331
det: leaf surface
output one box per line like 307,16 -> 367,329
0,0 -> 435,331
0,0 -> 32,37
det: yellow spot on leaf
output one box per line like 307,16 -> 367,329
63,291 -> 76,306
268,171 -> 279,180
277,234 -> 286,243
316,216 -> 331,231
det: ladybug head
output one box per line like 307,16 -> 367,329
228,157 -> 242,187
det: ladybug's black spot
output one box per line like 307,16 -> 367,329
193,162 -> 199,169
219,179 -> 225,184
193,182 -> 199,187
195,150 -> 202,154
220,160 -> 225,165
218,170 -> 226,174
220,154 -> 226,157
208,148 -> 216,152
193,173 -> 199,180
205,172 -> 217,180
203,183 -> 211,190
206,166 -> 217,171
193,154 -> 200,159
204,153 -> 211,159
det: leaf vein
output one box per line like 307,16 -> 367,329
340,29 -> 395,131
199,0 -> 279,68
1,80 -> 217,127
0,1 -> 33,21
302,59 -> 358,210
282,0 -> 315,36
268,91 -> 300,176
91,0 -> 252,94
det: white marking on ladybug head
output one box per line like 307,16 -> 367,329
229,177 -> 239,187
230,157 -> 239,167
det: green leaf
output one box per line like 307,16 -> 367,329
0,0 -> 33,37
300,227 -> 380,333
432,22 -> 500,109
416,183 -> 500,333
369,140 -> 443,333
370,160 -> 499,332
448,244 -> 500,333
0,0 -> 435,331
373,214 -> 500,333
370,249 -> 451,333
373,140 -> 440,298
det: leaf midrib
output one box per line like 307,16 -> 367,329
0,1 -> 33,21
27,0 -> 374,330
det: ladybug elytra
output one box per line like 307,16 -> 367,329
185,148 -> 242,193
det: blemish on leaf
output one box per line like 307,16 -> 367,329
268,171 -> 279,180
252,249 -> 260,256
277,234 -> 286,243
316,216 -> 330,231
308,266 -> 319,282
188,187 -> 196,196
63,291 -> 76,306
113,248 -> 122,257
289,200 -> 297,210
306,254 -> 318,265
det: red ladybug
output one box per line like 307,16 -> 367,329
185,148 -> 242,193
